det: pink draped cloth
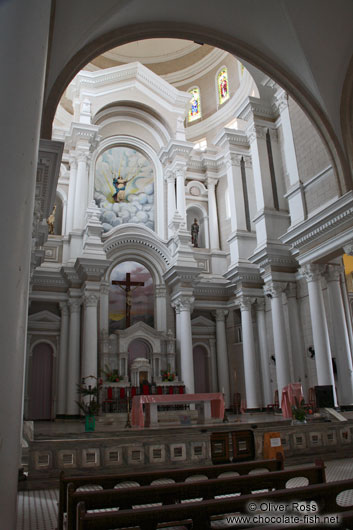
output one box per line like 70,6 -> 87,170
281,383 -> 304,419
131,393 -> 225,428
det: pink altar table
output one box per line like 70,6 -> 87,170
131,393 -> 225,428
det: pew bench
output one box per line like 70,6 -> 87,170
75,477 -> 353,530
58,454 -> 283,529
66,461 -> 325,530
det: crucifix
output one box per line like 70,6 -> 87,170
112,273 -> 144,328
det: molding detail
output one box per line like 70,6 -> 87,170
264,281 -> 287,298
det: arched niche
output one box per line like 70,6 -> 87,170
192,344 -> 210,393
186,204 -> 209,249
27,341 -> 55,420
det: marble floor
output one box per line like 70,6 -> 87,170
17,457 -> 353,530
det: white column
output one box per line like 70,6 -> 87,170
285,283 -> 308,397
166,173 -> 176,237
247,124 -> 275,211
66,298 -> 81,415
302,264 -> 337,404
57,303 -> 69,415
255,298 -> 272,406
325,265 -> 353,405
209,338 -> 218,392
175,168 -> 186,222
66,156 -> 77,234
174,304 -> 182,380
99,281 -> 110,335
177,296 -> 195,393
73,151 -> 89,230
264,282 -> 291,402
82,292 -> 99,379
239,298 -> 260,409
155,285 -> 167,331
214,309 -> 231,407
206,177 -> 220,250
274,88 -> 306,225
0,1 -> 51,527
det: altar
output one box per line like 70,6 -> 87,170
131,393 -> 225,428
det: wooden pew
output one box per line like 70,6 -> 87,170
66,461 -> 325,530
58,454 -> 283,529
76,477 -> 353,530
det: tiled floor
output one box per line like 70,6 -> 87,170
16,458 -> 353,530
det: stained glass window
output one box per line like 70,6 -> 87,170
218,68 -> 229,105
188,87 -> 201,122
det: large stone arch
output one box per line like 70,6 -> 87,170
42,22 -> 352,193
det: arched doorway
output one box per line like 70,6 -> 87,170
193,345 -> 210,393
28,342 -> 54,420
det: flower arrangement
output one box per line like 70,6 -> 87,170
161,369 -> 175,382
76,376 -> 102,416
102,364 -> 120,382
292,397 -> 307,423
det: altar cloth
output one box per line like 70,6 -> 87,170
131,393 -> 225,428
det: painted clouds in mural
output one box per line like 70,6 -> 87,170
95,147 -> 154,232
109,261 -> 154,333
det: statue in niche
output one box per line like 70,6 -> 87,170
47,204 -> 56,235
191,218 -> 199,247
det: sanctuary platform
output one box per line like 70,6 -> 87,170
24,408 -> 353,484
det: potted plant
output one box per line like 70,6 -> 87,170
76,376 -> 102,432
291,397 -> 307,424
161,368 -> 176,382
102,364 -> 120,383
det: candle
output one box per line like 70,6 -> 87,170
222,387 -> 225,394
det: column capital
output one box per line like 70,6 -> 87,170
76,149 -> 91,164
100,280 -> 110,296
225,152 -> 242,169
264,281 -> 287,298
302,263 -> 325,283
59,301 -> 69,316
255,298 -> 266,311
213,308 -> 229,321
68,298 -> 81,314
206,176 -> 218,190
172,295 -> 194,312
285,282 -> 297,299
273,89 -> 289,114
344,242 -> 353,256
243,155 -> 252,168
325,264 -> 343,282
68,155 -> 77,171
83,292 -> 99,308
247,124 -> 267,144
174,166 -> 186,180
239,296 -> 255,311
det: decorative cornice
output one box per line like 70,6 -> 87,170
281,191 -> 353,258
237,96 -> 274,122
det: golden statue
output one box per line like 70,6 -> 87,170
47,205 -> 56,235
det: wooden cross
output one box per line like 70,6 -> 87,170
112,273 -> 144,328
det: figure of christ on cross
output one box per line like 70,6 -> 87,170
112,273 -> 144,328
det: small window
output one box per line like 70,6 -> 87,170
218,68 -> 229,105
188,87 -> 201,122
